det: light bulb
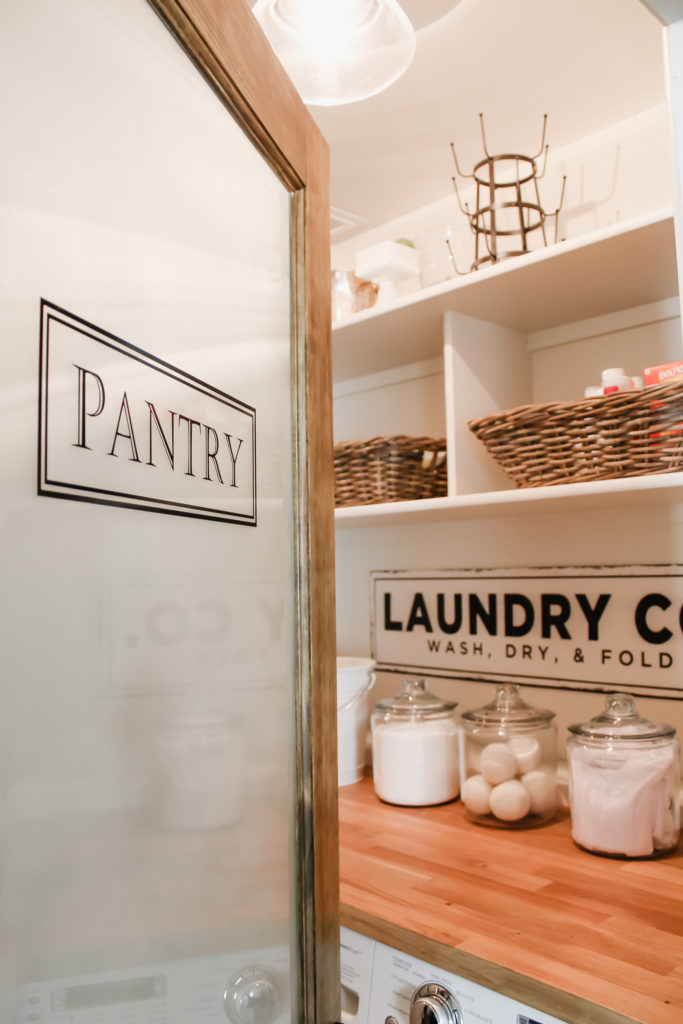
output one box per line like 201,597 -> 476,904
253,0 -> 416,106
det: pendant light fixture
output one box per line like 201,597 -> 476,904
252,0 -> 416,106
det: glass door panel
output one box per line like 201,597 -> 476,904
0,1 -> 312,1020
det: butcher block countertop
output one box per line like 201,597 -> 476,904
338,778 -> 683,1024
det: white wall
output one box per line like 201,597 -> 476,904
333,358 -> 446,443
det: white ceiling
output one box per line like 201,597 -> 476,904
252,1 -> 669,236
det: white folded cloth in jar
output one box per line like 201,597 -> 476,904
569,744 -> 678,857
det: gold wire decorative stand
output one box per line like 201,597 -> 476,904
450,114 -> 566,273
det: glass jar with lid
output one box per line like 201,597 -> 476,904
371,678 -> 459,806
460,683 -> 558,827
567,693 -> 680,858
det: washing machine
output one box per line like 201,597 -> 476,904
11,928 -> 570,1024
341,927 -> 570,1024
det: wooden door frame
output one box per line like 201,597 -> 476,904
146,3 -> 338,1021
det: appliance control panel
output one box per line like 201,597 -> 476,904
12,946 -> 291,1024
340,928 -> 570,1024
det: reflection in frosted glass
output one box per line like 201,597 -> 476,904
16,945 -> 292,1023
0,0 -> 297,1018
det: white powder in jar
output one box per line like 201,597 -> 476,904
372,718 -> 460,806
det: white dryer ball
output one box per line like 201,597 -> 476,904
489,779 -> 531,822
522,769 -> 558,815
479,742 -> 517,784
508,735 -> 542,774
461,774 -> 492,816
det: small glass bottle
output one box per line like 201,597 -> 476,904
371,678 -> 459,806
460,683 -> 558,828
567,693 -> 680,858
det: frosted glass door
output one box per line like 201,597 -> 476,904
0,1 -> 322,1020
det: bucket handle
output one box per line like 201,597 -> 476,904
337,671 -> 376,713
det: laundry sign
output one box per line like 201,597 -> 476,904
371,567 -> 683,698
38,300 -> 256,524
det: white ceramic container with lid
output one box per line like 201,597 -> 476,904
460,683 -> 558,827
371,678 -> 459,806
337,656 -> 376,786
567,693 -> 680,858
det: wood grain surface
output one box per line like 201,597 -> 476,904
339,778 -> 683,1024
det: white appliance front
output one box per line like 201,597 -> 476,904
341,928 -> 570,1024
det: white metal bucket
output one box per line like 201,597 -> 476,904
337,656 -> 375,786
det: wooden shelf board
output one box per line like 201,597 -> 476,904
334,471 -> 683,527
332,209 -> 678,382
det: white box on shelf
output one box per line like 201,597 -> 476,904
354,240 -> 420,304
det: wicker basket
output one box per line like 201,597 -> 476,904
334,435 -> 447,507
467,379 -> 683,488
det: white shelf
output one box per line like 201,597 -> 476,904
334,472 -> 683,528
332,209 -> 678,382
333,208 -> 683,524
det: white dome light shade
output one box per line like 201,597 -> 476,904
252,0 -> 416,106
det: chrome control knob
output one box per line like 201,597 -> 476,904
410,982 -> 462,1024
223,965 -> 285,1024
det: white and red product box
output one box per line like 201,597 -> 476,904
643,360 -> 683,386
643,360 -> 683,449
